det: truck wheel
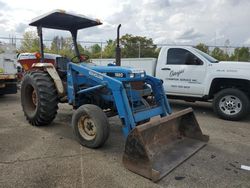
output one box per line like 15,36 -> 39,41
72,104 -> 110,148
213,88 -> 249,121
21,72 -> 58,126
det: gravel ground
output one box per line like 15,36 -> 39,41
0,93 -> 249,188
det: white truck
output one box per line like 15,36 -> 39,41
92,46 -> 250,121
0,44 -> 18,95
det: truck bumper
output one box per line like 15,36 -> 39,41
0,75 -> 17,95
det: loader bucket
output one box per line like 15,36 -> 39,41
123,108 -> 209,182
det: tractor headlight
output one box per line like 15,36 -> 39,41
129,73 -> 135,78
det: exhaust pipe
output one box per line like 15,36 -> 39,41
116,24 -> 121,66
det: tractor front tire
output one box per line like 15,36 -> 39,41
21,72 -> 59,126
72,104 -> 110,148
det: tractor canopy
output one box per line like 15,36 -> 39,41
29,10 -> 102,62
29,9 -> 102,30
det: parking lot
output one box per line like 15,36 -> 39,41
0,93 -> 249,188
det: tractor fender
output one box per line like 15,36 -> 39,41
32,63 -> 64,96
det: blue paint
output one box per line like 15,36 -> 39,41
67,62 -> 172,138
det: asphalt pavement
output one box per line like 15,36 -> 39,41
0,93 -> 249,188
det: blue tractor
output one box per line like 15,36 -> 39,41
20,10 -> 208,182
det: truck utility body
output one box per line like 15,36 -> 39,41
0,44 -> 17,95
93,46 -> 250,120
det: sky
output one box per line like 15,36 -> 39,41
0,0 -> 250,47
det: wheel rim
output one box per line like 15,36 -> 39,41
219,95 -> 242,115
78,115 -> 97,141
32,90 -> 37,107
25,84 -> 37,112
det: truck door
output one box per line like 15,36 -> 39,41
158,48 -> 206,96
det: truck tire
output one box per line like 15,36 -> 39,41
72,104 -> 110,148
213,88 -> 249,121
21,72 -> 58,126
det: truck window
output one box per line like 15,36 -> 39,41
167,48 -> 203,65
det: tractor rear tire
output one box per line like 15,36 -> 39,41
72,104 -> 110,148
21,71 -> 58,126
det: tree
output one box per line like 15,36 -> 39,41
210,47 -> 229,61
0,47 -> 4,54
120,34 -> 158,58
90,44 -> 102,58
230,47 -> 250,62
49,36 -> 75,58
195,43 -> 209,53
59,37 -> 73,57
50,36 -> 66,54
49,36 -> 100,60
79,44 -> 92,58
77,43 -> 86,54
102,39 -> 116,58
19,31 -> 40,52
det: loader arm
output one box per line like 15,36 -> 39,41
67,63 -> 172,137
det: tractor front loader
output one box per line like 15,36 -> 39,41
20,10 -> 209,182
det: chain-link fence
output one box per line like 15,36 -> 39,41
1,36 -> 250,61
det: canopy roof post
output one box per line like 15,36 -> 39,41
37,26 -> 44,62
71,30 -> 81,60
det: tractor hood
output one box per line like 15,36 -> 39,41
84,64 -> 146,79
89,64 -> 145,74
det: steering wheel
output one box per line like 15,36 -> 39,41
71,54 -> 90,63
